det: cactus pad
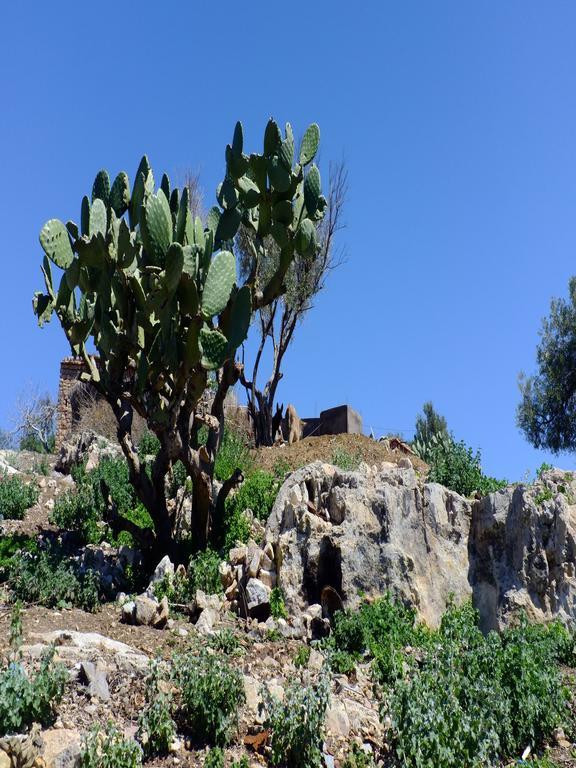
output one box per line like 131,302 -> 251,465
202,250 -> 236,318
299,123 -> 320,165
40,219 -> 75,269
200,327 -> 229,370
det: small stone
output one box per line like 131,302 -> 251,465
247,550 -> 261,578
149,555 -> 174,587
195,608 -> 216,635
245,578 -> 271,620
134,595 -> 159,626
229,545 -> 247,565
258,569 -> 277,589
121,601 -> 136,623
307,603 -> 323,620
80,660 -> 110,701
308,648 -> 324,671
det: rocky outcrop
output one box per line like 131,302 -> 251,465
55,430 -> 121,474
470,468 -> 576,631
264,461 -> 473,628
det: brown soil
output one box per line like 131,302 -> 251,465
252,432 -> 429,476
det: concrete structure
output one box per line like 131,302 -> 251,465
302,405 -> 363,439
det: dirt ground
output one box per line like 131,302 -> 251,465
252,433 -> 428,475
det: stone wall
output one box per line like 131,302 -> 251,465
55,357 -> 90,450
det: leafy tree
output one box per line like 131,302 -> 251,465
33,119 -> 326,564
518,276 -> 576,452
238,161 -> 347,445
413,401 -> 448,445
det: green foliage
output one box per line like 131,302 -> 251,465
535,487 -> 554,504
138,430 -> 160,457
417,433 -> 507,497
208,629 -> 242,655
536,461 -> 553,478
294,646 -> 311,668
8,547 -> 100,611
331,447 -> 362,471
214,428 -> 253,482
220,469 -> 280,551
52,458 -> 152,546
342,744 -> 377,768
518,276 -> 576,453
262,672 -> 330,768
204,748 -> 224,768
270,587 -> 288,620
79,722 -> 143,768
387,603 -> 573,768
137,661 -> 176,758
0,475 -> 39,520
188,549 -> 222,595
413,401 -> 448,446
172,648 -> 245,746
0,606 -> 67,736
0,534 -> 38,581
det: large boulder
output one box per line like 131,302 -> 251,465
470,468 -> 576,631
265,461 -> 472,628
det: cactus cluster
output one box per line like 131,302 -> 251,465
33,120 -> 324,418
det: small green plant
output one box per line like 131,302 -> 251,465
270,587 -> 288,619
8,547 -> 100,611
342,743 -> 377,768
214,428 -> 253,482
294,645 -> 311,668
0,534 -> 38,581
220,470 -> 280,551
34,458 -> 50,476
138,430 -> 160,457
172,648 -> 245,746
137,661 -> 176,758
262,672 -> 330,768
208,629 -> 242,655
0,475 -> 39,520
204,747 -> 224,768
188,549 -> 222,596
536,462 -> 553,479
331,447 -> 362,471
79,722 -> 143,768
0,605 -> 67,736
535,487 -> 554,504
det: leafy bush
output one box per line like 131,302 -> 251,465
52,458 -> 152,546
204,748 -> 224,768
420,433 -> 506,497
387,603 -> 572,768
208,629 -> 242,655
220,470 -> 280,551
137,661 -> 176,758
270,587 -> 288,619
342,744 -> 377,768
0,606 -> 67,736
80,722 -> 143,768
0,475 -> 39,520
294,646 -> 311,668
8,547 -> 100,611
214,428 -> 253,482
138,430 -> 160,457
188,549 -> 222,596
262,672 -> 330,768
172,648 -> 245,746
0,534 -> 37,581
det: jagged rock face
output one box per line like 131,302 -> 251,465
470,468 -> 576,631
55,429 -> 121,474
265,461 -> 473,628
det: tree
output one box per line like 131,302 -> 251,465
413,401 -> 448,446
518,276 -> 576,452
33,119 -> 327,564
12,390 -> 56,453
238,161 -> 347,446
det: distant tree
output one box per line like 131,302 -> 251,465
518,276 -> 576,452
13,390 -> 56,453
238,161 -> 347,446
413,401 -> 448,445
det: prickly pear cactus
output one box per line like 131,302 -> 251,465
33,119 -> 325,427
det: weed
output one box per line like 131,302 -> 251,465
137,661 -> 176,758
0,475 -> 39,520
331,447 -> 362,471
270,587 -> 288,620
535,487 -> 554,505
294,646 -> 311,668
79,722 -> 143,768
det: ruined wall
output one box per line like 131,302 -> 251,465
55,357 -> 89,449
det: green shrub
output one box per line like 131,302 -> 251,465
294,646 -> 311,668
208,629 -> 242,655
221,469 -> 279,551
172,649 -> 245,746
8,547 -> 100,611
0,606 -> 67,736
387,603 -> 572,768
535,487 -> 554,504
262,672 -> 330,768
138,430 -> 160,457
204,748 -> 224,768
137,661 -> 176,758
188,549 -> 222,596
270,587 -> 288,619
0,475 -> 39,520
0,534 -> 38,581
424,434 -> 507,497
79,722 -> 143,768
214,428 -> 253,482
331,447 -> 362,471
52,458 -> 152,546
342,744 -> 376,768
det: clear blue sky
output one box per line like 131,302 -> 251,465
2,1 -> 576,481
